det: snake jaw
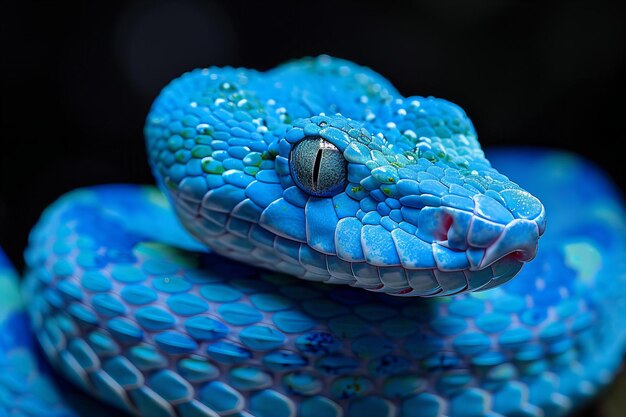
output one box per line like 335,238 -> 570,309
388,192 -> 543,282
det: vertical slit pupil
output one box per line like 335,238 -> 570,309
312,148 -> 323,189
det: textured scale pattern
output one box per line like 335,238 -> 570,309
144,56 -> 545,296
22,152 -> 626,417
0,251 -> 76,417
2,57 -> 624,417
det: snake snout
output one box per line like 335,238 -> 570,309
472,190 -> 545,270
411,189 -> 544,274
477,218 -> 540,269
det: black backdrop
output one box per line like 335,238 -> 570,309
1,1 -> 626,414
2,0 -> 625,266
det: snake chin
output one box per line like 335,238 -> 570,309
477,251 -> 527,290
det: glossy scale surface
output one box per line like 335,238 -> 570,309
3,57 -> 625,416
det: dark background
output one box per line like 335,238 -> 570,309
1,1 -> 625,414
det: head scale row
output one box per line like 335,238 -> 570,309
145,56 -> 546,296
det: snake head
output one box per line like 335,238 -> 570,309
146,57 -> 546,296
275,102 -> 545,296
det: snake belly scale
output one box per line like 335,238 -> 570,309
1,56 -> 625,417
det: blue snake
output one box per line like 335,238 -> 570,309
1,56 -> 625,417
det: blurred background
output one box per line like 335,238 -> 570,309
1,1 -> 625,415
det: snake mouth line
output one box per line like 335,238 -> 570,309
507,250 -> 533,263
363,251 -> 525,297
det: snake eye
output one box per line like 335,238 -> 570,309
289,137 -> 348,197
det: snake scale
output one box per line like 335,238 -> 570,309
1,56 -> 625,417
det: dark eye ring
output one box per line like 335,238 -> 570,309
289,137 -> 348,197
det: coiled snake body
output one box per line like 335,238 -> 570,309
1,56 -> 625,417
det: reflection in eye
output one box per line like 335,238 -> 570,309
289,137 -> 348,197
